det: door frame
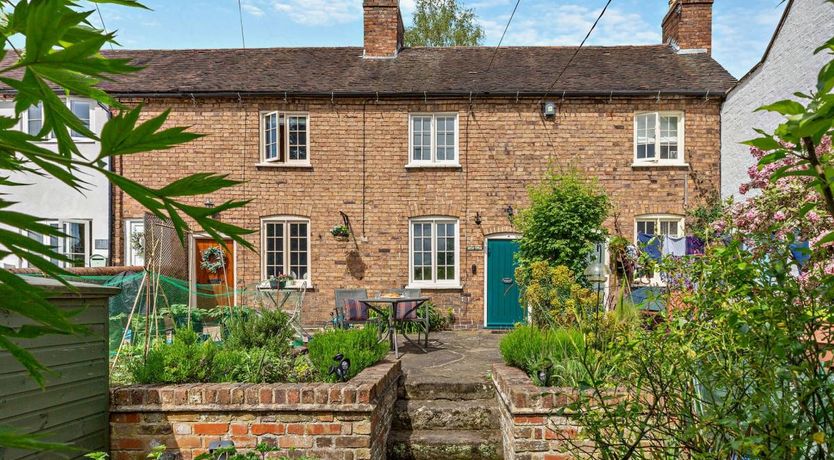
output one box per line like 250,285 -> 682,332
483,232 -> 521,328
189,233 -> 238,307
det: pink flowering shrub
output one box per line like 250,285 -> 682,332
724,137 -> 834,284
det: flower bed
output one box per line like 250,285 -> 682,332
110,360 -> 401,460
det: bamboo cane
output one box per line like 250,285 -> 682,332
110,271 -> 147,372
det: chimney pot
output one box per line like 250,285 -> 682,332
363,0 -> 404,58
662,0 -> 714,55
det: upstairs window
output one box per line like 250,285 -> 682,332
70,100 -> 91,138
634,112 -> 684,165
261,112 -> 309,165
26,103 -> 43,136
408,114 -> 458,166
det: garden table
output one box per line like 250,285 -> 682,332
358,296 -> 429,359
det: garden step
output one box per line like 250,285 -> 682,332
387,429 -> 504,460
393,398 -> 499,430
398,378 -> 495,400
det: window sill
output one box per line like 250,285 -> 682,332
255,162 -> 313,169
405,163 -> 462,170
36,138 -> 97,145
631,162 -> 689,169
406,284 -> 463,291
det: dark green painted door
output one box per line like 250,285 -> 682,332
486,239 -> 524,328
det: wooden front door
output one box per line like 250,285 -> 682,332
485,238 -> 524,328
194,238 -> 235,307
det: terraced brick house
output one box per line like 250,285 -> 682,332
108,0 -> 734,328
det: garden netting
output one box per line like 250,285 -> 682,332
19,270 -> 282,356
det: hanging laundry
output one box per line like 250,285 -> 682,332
790,240 -> 811,267
686,236 -> 705,255
663,235 -> 687,257
638,233 -> 662,261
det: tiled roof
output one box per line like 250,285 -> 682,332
3,45 -> 737,97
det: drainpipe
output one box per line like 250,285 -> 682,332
97,101 -> 114,266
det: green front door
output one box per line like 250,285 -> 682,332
486,238 -> 524,328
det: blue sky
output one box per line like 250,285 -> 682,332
95,0 -> 788,78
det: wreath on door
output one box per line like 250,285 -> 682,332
200,245 -> 226,274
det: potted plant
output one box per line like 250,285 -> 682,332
200,245 -> 226,284
277,273 -> 293,289
268,275 -> 279,289
330,224 -> 350,241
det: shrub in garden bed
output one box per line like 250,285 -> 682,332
499,325 -> 589,387
124,308 -> 299,384
307,326 -> 389,382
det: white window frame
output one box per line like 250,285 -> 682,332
124,218 -> 145,267
633,111 -> 685,166
260,216 -> 312,287
408,217 -> 460,289
258,111 -> 311,166
407,113 -> 460,167
25,219 -> 91,268
634,214 -> 685,286
20,98 -> 96,141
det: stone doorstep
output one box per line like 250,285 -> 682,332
398,379 -> 496,401
387,429 -> 503,460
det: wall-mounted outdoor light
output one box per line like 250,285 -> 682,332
208,440 -> 235,460
204,199 -> 220,219
474,212 -> 482,226
542,101 -> 557,118
505,204 -> 514,221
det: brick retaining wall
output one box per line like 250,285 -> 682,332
110,360 -> 401,460
492,363 -> 584,460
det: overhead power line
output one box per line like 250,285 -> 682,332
94,3 -> 114,51
539,0 -> 613,103
237,0 -> 247,48
486,0 -> 521,72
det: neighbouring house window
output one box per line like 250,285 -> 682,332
635,214 -> 684,285
70,100 -> 91,138
26,220 -> 91,268
261,112 -> 309,164
409,217 -> 459,288
124,219 -> 145,266
262,217 -> 310,285
26,103 -> 43,136
408,114 -> 459,166
634,111 -> 684,164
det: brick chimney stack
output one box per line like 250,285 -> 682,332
363,0 -> 404,58
662,0 -> 714,55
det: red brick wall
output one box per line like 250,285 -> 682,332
112,95 -> 722,327
662,0 -> 714,54
109,361 -> 400,460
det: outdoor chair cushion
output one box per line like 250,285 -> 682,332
395,301 -> 419,320
343,298 -> 369,321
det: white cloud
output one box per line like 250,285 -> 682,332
482,2 -> 659,47
241,0 -> 265,17
269,0 -> 362,26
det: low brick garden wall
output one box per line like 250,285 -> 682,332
110,360 -> 401,460
492,363 -> 584,460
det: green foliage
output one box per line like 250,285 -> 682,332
515,261 -> 599,328
499,325 -> 588,387
515,169 -> 610,281
223,308 -> 295,356
0,0 -> 253,409
404,0 -> 485,47
127,312 -> 297,384
193,443 -> 317,460
307,327 -> 389,382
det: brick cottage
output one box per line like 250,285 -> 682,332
107,0 -> 734,328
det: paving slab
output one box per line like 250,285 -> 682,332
397,330 -> 505,385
